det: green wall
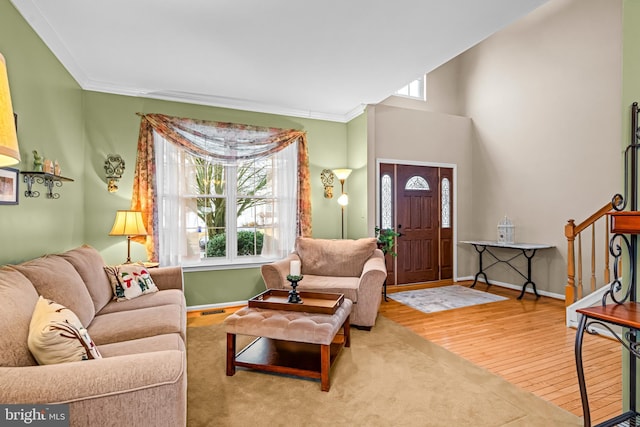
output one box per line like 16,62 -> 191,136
346,111 -> 369,238
0,1 -> 370,307
0,1 -> 84,264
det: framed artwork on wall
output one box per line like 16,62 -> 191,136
0,167 -> 19,205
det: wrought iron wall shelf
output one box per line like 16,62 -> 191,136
20,171 -> 74,199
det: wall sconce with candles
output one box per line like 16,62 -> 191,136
332,168 -> 352,239
104,154 -> 125,193
0,52 -> 20,167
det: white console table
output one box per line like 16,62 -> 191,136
461,240 -> 555,299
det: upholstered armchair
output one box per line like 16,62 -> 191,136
260,237 -> 387,329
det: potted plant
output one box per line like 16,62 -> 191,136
375,226 -> 400,257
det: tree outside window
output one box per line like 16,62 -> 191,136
187,155 -> 273,259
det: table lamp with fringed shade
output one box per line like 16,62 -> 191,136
0,53 -> 20,167
109,210 -> 148,264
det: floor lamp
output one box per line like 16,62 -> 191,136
333,169 -> 352,239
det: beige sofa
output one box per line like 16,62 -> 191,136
260,237 -> 387,328
0,245 -> 186,427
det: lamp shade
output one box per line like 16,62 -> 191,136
332,168 -> 352,181
337,193 -> 349,206
0,53 -> 20,167
109,210 -> 148,236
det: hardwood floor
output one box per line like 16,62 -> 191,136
188,281 -> 622,424
380,281 -> 622,425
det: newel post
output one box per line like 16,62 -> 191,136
565,219 -> 576,306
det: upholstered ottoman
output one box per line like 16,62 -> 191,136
224,299 -> 352,391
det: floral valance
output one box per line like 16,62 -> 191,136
140,113 -> 306,164
131,113 -> 312,261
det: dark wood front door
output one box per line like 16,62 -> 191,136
379,163 -> 454,285
396,165 -> 439,283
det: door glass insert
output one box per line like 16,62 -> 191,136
405,176 -> 430,191
441,177 -> 450,228
381,174 -> 392,229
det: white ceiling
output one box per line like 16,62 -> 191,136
11,0 -> 548,122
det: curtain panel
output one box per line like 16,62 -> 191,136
131,113 -> 312,261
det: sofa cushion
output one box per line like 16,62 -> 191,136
104,264 -> 159,301
0,267 -> 39,367
13,255 -> 96,327
59,245 -> 113,313
295,275 -> 359,303
295,237 -> 377,277
98,333 -> 185,358
98,289 -> 185,315
28,296 -> 102,365
89,303 -> 185,345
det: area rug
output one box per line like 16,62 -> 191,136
388,284 -> 508,314
186,316 -> 579,426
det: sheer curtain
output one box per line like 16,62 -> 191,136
154,131 -> 298,266
133,113 -> 309,264
262,142 -> 297,260
154,132 -> 186,266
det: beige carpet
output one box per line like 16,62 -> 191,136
187,316 -> 581,426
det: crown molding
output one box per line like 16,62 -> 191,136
83,81 -> 364,123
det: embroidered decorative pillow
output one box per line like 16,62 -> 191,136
28,296 -> 102,365
104,264 -> 159,301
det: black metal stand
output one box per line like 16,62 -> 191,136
470,245 -> 490,289
519,249 -> 539,300
465,242 -> 550,299
286,275 -> 303,304
575,311 -> 640,426
575,102 -> 640,427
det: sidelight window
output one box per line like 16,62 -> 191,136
381,174 -> 392,229
441,177 -> 450,228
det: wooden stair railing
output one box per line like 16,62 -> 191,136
565,197 -> 621,306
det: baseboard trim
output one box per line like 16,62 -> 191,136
187,300 -> 247,312
456,276 -> 565,300
187,279 -> 565,311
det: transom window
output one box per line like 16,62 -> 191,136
395,76 -> 426,101
405,176 -> 430,190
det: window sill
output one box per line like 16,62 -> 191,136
181,257 -> 281,272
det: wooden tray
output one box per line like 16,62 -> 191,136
248,289 -> 344,314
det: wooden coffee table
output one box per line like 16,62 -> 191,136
224,290 -> 352,391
